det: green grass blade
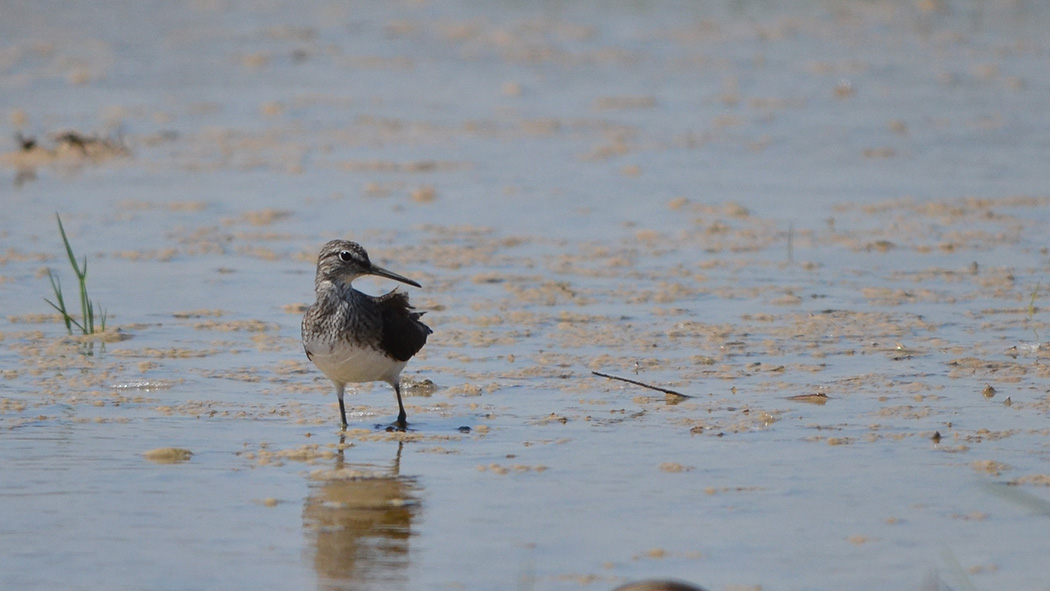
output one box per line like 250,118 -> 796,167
47,269 -> 64,308
46,270 -> 73,333
79,258 -> 91,333
43,297 -> 85,333
43,298 -> 70,331
86,296 -> 94,333
49,214 -> 103,336
55,214 -> 85,278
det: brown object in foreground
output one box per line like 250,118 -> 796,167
786,392 -> 830,405
613,580 -> 708,591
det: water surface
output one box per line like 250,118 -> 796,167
2,2 -> 1050,590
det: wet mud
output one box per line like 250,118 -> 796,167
2,2 -> 1050,590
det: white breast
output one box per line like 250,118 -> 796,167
306,340 -> 406,386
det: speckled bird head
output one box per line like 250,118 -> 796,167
314,240 -> 421,290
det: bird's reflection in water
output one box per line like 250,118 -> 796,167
303,440 -> 420,591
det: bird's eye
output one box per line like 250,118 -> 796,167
339,251 -> 353,262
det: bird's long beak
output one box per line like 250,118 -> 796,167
368,264 -> 422,288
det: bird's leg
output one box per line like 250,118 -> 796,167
335,382 -> 348,430
394,382 -> 408,430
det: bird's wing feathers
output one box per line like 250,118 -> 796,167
377,291 -> 432,362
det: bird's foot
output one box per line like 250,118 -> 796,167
378,420 -> 409,432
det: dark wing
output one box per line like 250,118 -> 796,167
377,291 -> 432,362
300,304 -> 314,360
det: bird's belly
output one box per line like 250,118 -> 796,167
307,341 -> 406,385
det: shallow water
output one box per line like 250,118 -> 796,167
3,1 -> 1050,590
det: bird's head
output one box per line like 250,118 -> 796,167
315,240 -> 421,290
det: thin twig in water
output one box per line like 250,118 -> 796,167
591,371 -> 693,398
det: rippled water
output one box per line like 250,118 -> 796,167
3,2 -> 1050,590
